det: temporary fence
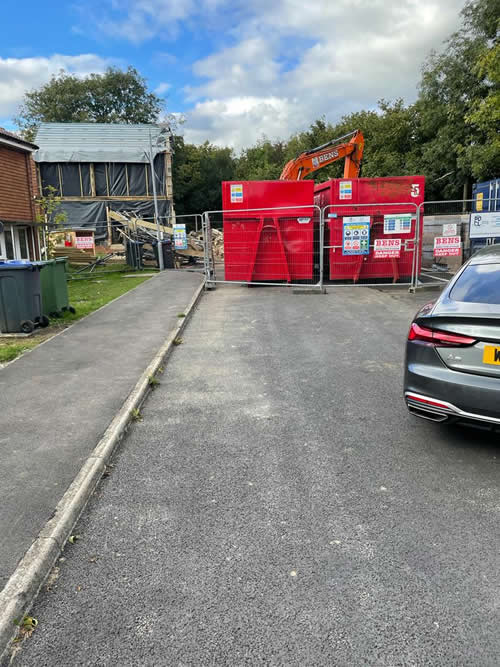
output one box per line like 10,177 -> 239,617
203,205 -> 323,289
322,202 -> 420,290
202,203 -> 423,290
416,197 -> 500,288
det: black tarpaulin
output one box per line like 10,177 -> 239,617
39,163 -> 61,195
108,163 -> 127,196
147,154 -> 166,196
58,201 -> 108,239
94,163 -> 108,196
109,199 -> 170,221
60,164 -> 81,196
127,164 -> 147,196
80,164 -> 92,196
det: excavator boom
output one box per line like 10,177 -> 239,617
280,130 -> 364,180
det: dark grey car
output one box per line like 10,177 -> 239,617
404,244 -> 500,431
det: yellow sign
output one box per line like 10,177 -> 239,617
483,345 -> 500,365
476,192 -> 483,211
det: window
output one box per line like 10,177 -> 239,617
17,228 -> 29,259
5,229 -> 14,259
0,225 -> 32,260
450,263 -> 500,305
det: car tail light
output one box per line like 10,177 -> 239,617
408,322 -> 476,347
406,393 -> 450,410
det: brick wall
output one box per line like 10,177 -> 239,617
0,144 -> 39,222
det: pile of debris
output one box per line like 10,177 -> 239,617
187,229 -> 224,260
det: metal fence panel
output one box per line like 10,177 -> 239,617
202,205 -> 323,289
322,202 -> 419,289
416,198 -> 500,288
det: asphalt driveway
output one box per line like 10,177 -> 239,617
13,286 -> 500,666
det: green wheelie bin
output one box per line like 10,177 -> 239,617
39,257 -> 74,317
0,260 -> 49,334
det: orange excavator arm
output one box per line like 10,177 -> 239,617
280,130 -> 364,180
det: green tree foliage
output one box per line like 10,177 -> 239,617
172,137 -> 236,215
16,67 -> 163,141
236,139 -> 288,180
461,10 -> 500,180
413,0 -> 499,198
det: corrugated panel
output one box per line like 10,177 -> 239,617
34,122 -> 170,164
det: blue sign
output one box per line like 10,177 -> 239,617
173,224 -> 188,250
342,217 -> 370,255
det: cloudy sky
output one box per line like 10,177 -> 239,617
1,0 -> 464,149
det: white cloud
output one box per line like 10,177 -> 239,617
154,82 -> 172,95
181,0 -> 465,148
183,96 -> 302,147
75,0 -> 465,148
0,54 -> 111,117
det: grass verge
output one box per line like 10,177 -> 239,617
0,270 -> 153,365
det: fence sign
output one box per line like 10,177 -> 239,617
75,236 -> 94,249
342,217 -> 370,255
173,224 -> 188,250
469,211 -> 500,238
374,238 -> 402,259
434,236 -> 461,257
442,223 -> 457,236
383,213 -> 412,234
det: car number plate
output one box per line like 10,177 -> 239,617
483,346 -> 500,366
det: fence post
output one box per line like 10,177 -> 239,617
407,204 -> 419,293
319,207 -> 325,291
202,212 -> 215,288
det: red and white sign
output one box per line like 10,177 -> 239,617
442,223 -> 458,237
434,236 -> 461,257
373,238 -> 402,259
75,236 -> 94,249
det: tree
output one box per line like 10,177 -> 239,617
413,0 -> 499,199
15,67 -> 163,141
236,138 -> 287,180
172,137 -> 236,214
35,185 -> 67,258
461,16 -> 500,179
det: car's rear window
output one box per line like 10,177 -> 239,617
450,263 -> 500,304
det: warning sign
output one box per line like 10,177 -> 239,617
230,184 -> 244,203
434,236 -> 461,257
373,238 -> 402,259
75,236 -> 94,249
442,223 -> 458,236
342,217 -> 370,255
339,181 -> 352,200
173,224 -> 187,250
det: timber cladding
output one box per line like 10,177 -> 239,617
0,145 -> 39,222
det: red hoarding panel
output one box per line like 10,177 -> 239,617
222,181 -> 315,282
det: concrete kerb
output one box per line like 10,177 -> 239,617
0,280 -> 205,663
